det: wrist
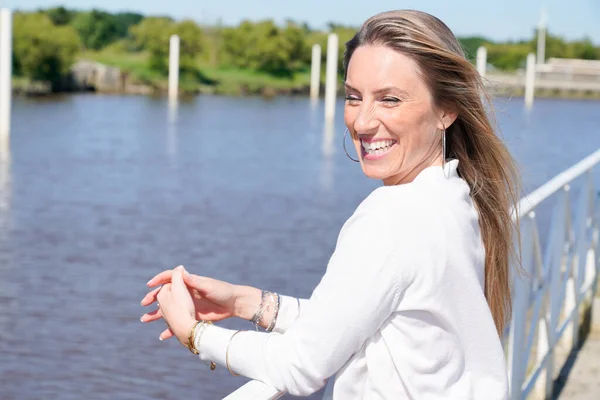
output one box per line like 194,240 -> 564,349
177,317 -> 198,346
233,285 -> 262,321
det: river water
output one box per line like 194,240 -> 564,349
0,94 -> 599,399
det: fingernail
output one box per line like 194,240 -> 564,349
146,280 -> 152,286
159,337 -> 163,341
140,317 -> 144,322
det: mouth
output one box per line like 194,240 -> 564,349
361,139 -> 397,160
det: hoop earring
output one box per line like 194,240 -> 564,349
441,128 -> 449,178
343,128 -> 360,163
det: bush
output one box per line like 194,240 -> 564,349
13,12 -> 81,85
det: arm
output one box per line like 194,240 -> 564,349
234,286 -> 309,333
198,209 -> 413,396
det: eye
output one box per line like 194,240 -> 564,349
344,95 -> 361,104
382,97 -> 401,104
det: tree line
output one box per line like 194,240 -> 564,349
12,6 -> 600,88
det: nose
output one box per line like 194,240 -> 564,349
352,102 -> 380,135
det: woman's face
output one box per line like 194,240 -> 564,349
344,45 -> 456,185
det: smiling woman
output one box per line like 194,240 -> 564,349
141,9 -> 521,400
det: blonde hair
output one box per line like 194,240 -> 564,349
343,10 -> 521,335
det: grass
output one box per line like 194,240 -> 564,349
77,49 -> 313,96
12,76 -> 31,89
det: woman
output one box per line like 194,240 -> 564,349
141,9 -> 520,399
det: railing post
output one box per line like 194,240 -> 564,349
544,186 -> 569,397
508,215 -> 534,399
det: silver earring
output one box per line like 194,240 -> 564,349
441,128 -> 449,178
343,128 -> 359,163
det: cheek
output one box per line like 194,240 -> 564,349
343,107 -> 356,131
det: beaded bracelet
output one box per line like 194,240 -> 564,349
266,293 -> 280,332
250,290 -> 268,331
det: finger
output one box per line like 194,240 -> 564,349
159,328 -> 175,341
140,286 -> 162,307
172,265 -> 186,293
140,308 -> 162,323
156,283 -> 171,304
147,270 -> 174,287
182,271 -> 209,294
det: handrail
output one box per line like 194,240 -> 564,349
516,148 -> 600,216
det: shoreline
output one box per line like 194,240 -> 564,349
12,73 -> 600,101
12,79 -> 600,101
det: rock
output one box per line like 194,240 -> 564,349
70,60 -> 126,93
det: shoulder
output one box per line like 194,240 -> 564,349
355,184 -> 444,234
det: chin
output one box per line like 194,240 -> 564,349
361,165 -> 392,181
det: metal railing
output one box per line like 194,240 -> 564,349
507,148 -> 600,399
225,149 -> 600,400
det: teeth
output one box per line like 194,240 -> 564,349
361,139 -> 394,155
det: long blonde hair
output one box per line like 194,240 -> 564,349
343,10 -> 521,335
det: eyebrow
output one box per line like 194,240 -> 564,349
344,83 -> 410,97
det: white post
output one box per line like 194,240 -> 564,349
525,53 -> 536,109
537,26 -> 546,65
168,35 -> 180,102
324,33 -> 338,122
476,46 -> 487,77
537,9 -> 547,65
310,44 -> 321,100
0,9 -> 12,141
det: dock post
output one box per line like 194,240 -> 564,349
324,33 -> 338,122
310,44 -> 321,100
525,53 -> 536,109
476,46 -> 487,77
537,9 -> 547,64
0,9 -> 12,142
168,35 -> 180,102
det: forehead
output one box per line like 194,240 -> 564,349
345,45 -> 425,94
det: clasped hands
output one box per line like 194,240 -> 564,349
140,265 -> 260,348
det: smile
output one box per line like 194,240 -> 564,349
361,139 -> 397,160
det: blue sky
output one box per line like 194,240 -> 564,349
5,0 -> 600,44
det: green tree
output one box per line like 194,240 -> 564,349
112,12 -> 144,38
172,20 -> 204,72
222,20 -> 308,75
13,12 -> 80,86
486,43 -> 532,70
130,17 -> 174,73
70,10 -> 120,50
130,17 -> 203,75
568,38 -> 599,60
43,6 -> 74,25
458,36 -> 494,60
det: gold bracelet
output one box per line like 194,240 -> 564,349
226,330 -> 244,376
186,321 -> 202,354
192,321 -> 217,371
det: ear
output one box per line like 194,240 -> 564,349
437,110 -> 458,131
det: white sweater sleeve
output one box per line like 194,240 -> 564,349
272,296 -> 309,334
198,208 -> 410,396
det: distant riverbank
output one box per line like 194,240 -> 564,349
11,51 -> 600,100
12,49 -> 316,97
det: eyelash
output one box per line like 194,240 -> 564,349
344,96 -> 401,104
